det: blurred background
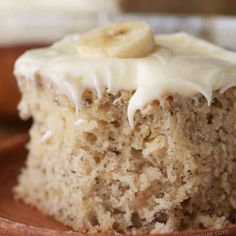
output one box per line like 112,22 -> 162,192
1,0 -> 236,142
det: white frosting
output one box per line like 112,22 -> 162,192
14,32 -> 236,127
74,119 -> 87,127
41,130 -> 53,143
17,100 -> 30,120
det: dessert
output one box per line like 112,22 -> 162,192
14,21 -> 236,233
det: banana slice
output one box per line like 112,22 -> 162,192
77,21 -> 156,58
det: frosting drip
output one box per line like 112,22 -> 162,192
14,32 -> 236,127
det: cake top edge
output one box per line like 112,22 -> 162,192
14,21 -> 236,127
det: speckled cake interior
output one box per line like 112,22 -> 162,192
15,74 -> 236,233
14,21 -> 236,233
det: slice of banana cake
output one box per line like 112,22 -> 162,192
14,21 -> 236,233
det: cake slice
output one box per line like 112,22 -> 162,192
14,21 -> 236,233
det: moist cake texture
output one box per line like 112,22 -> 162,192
14,21 -> 236,233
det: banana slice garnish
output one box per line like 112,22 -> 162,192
77,21 -> 156,58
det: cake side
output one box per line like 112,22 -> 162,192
15,74 -> 236,233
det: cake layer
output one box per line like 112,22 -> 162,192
15,74 -> 236,233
